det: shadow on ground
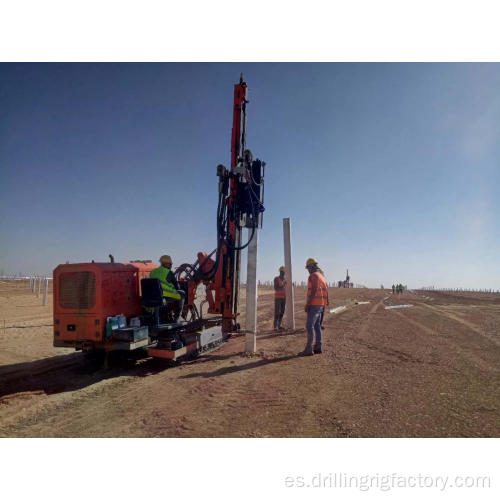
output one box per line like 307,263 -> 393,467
0,348 -> 273,399
178,354 -> 298,379
0,350 -> 182,399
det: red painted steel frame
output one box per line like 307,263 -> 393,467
219,77 -> 247,334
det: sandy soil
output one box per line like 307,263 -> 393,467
1,282 -> 499,437
0,280 -> 72,366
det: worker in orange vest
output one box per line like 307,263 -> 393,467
273,266 -> 287,332
301,258 -> 329,356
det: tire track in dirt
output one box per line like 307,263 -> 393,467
185,375 -> 307,437
334,297 -> 499,436
1,349 -> 299,437
0,354 -> 190,436
0,370 -> 133,436
176,351 -> 314,437
358,300 -> 383,335
388,306 -> 500,436
25,346 -> 347,437
341,299 -> 404,360
345,301 -> 427,366
348,336 -> 424,364
49,361 -> 205,436
319,296 -> 392,373
420,302 -> 500,347
390,307 -> 500,373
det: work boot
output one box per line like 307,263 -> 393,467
299,349 -> 314,357
313,346 -> 322,354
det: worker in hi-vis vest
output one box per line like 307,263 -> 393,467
150,255 -> 185,322
273,266 -> 287,332
301,258 -> 329,356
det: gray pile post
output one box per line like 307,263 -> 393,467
245,227 -> 259,353
36,277 -> 41,297
283,218 -> 295,330
43,278 -> 49,306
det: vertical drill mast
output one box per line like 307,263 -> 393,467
221,75 -> 248,333
185,75 -> 264,334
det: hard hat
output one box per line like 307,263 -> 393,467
279,266 -> 285,273
305,257 -> 318,268
159,255 -> 172,264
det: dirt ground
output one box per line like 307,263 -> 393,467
1,281 -> 499,437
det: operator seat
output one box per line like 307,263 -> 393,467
141,278 -> 164,308
141,278 -> 177,325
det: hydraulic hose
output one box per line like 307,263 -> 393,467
221,187 -> 257,251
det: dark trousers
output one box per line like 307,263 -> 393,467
173,290 -> 186,320
159,290 -> 186,323
274,298 -> 286,329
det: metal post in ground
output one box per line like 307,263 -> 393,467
245,227 -> 258,353
43,278 -> 48,306
283,218 -> 295,330
37,277 -> 41,298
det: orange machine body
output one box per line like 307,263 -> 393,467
53,261 -> 156,350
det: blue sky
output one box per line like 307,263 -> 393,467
1,63 -> 499,288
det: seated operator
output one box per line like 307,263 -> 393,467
150,255 -> 185,322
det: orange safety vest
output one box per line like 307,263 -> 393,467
307,271 -> 328,306
274,276 -> 286,299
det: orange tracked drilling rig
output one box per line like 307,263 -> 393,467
53,75 -> 266,361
